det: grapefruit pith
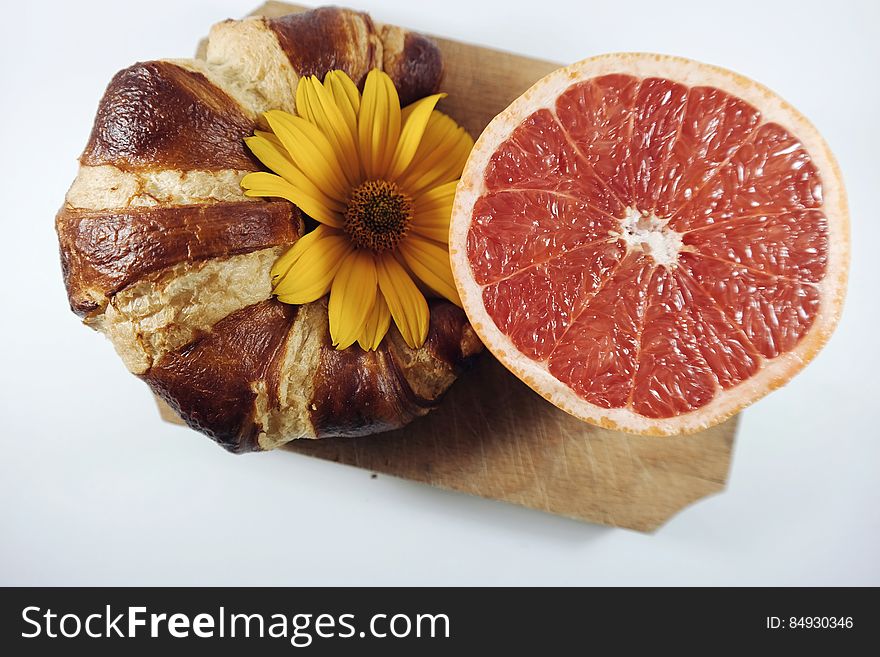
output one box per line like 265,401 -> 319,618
450,53 -> 848,435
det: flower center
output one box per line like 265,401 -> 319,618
344,180 -> 413,252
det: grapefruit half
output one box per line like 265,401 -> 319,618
450,53 -> 849,435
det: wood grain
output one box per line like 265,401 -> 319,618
164,1 -> 738,532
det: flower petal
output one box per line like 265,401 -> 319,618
270,224 -> 334,285
324,70 -> 360,130
265,109 -> 350,201
324,72 -> 361,177
410,202 -> 453,243
413,180 -> 459,214
378,72 -> 402,178
295,75 -> 317,123
357,71 -> 378,179
329,249 -> 378,350
241,172 -> 343,228
273,232 -> 351,304
298,75 -> 361,185
254,129 -> 286,151
398,111 -> 473,196
358,69 -> 401,180
357,293 -> 391,351
245,135 -> 346,213
387,93 -> 446,181
377,253 -> 429,349
398,235 -> 461,306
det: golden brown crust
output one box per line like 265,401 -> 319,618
80,61 -> 258,171
143,300 -> 298,452
57,201 -> 301,316
266,7 -> 382,88
310,341 -> 433,438
310,303 -> 479,438
265,7 -> 443,105
379,26 -> 444,106
142,298 -> 480,451
423,301 -> 482,367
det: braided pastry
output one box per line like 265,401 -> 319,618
57,7 -> 481,452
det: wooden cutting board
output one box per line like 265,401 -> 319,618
162,0 -> 739,533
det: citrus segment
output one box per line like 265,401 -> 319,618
678,253 -> 821,359
671,268 -> 760,390
481,240 -> 625,360
484,108 -> 624,216
669,122 -> 823,232
555,74 -> 639,203
628,266 -> 719,418
653,88 -> 761,218
547,254 -> 653,407
468,190 -> 620,285
450,53 -> 848,435
683,209 -> 828,282
628,78 -> 689,212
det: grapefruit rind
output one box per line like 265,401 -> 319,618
449,53 -> 849,436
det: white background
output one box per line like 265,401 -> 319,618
2,0 -> 878,585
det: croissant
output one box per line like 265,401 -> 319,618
56,6 -> 481,453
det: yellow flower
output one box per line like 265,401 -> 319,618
241,69 -> 473,350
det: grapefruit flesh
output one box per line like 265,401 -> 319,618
450,54 -> 848,435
